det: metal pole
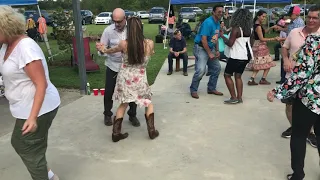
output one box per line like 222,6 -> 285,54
72,0 -> 87,95
163,0 -> 171,49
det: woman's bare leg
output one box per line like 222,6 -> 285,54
235,73 -> 243,101
116,103 -> 129,119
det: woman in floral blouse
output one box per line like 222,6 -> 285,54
267,34 -> 320,180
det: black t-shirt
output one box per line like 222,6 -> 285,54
169,37 -> 186,52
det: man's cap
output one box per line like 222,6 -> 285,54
288,6 -> 301,16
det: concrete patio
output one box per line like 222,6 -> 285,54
0,59 -> 319,180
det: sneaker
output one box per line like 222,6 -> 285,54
183,72 -> 188,76
307,133 -> 317,148
224,98 -> 239,104
167,71 -> 173,75
281,127 -> 292,138
50,174 -> 59,180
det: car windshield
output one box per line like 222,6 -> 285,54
181,8 -> 193,12
81,11 -> 86,15
140,11 -> 147,14
150,9 -> 163,13
98,13 -> 110,17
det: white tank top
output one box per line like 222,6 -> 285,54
224,27 -> 253,61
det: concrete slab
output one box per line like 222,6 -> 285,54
0,60 -> 319,180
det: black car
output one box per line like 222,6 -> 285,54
81,10 -> 94,25
125,10 -> 135,18
24,10 -> 53,26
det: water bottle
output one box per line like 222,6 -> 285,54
87,82 -> 91,95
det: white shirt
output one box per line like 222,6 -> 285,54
225,27 -> 253,61
99,24 -> 127,72
0,38 -> 60,119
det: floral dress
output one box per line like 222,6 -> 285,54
112,54 -> 152,108
272,35 -> 320,114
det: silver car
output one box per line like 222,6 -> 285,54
148,7 -> 166,24
179,7 -> 196,22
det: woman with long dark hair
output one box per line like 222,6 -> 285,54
220,8 -> 254,104
97,17 -> 159,142
247,10 -> 279,85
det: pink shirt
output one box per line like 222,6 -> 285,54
283,26 -> 320,77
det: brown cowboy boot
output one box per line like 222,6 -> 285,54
112,117 -> 129,142
145,113 -> 159,139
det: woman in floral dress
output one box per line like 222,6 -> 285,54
247,10 -> 279,85
267,34 -> 320,180
97,17 -> 159,142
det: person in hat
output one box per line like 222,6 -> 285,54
276,6 -> 305,35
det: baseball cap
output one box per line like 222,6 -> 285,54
288,6 -> 301,15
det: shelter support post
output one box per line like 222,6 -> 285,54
72,0 -> 87,95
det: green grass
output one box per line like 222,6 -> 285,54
39,20 -> 278,89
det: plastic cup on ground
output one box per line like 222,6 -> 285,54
93,89 -> 99,96
100,88 -> 105,96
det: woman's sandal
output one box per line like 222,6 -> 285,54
287,174 -> 293,180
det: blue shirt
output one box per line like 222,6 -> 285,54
194,16 -> 220,49
287,17 -> 305,34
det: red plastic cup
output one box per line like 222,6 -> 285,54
100,88 -> 105,96
93,89 -> 99,96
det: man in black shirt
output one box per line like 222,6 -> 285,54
167,30 -> 188,76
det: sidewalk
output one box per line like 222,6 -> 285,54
0,60 -> 318,180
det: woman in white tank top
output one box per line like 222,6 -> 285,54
220,8 -> 254,104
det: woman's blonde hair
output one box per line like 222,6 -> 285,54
0,6 -> 27,40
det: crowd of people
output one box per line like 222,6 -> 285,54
0,3 -> 319,180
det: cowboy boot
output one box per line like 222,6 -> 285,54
145,113 -> 159,139
112,117 -> 128,142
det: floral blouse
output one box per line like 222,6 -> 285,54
272,34 -> 320,114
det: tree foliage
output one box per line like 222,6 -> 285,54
51,8 -> 74,51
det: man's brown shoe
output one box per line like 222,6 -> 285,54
207,90 -> 223,96
191,92 -> 199,99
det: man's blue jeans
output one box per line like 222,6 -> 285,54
190,44 -> 221,93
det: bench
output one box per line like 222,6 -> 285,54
174,55 -> 195,72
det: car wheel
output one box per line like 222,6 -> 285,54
148,21 -> 152,24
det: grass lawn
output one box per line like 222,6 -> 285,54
39,20 -> 278,89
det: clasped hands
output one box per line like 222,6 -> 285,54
96,42 -> 106,52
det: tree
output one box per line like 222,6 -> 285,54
51,8 -> 74,52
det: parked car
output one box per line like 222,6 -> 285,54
204,7 -> 212,14
284,4 -> 300,12
137,11 -> 149,19
24,10 -> 53,26
148,7 -> 167,24
81,10 -> 94,25
191,7 -> 203,15
179,7 -> 196,22
125,10 -> 135,18
94,12 -> 112,25
243,5 -> 260,14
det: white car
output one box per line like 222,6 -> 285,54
95,12 -> 112,25
137,11 -> 149,19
